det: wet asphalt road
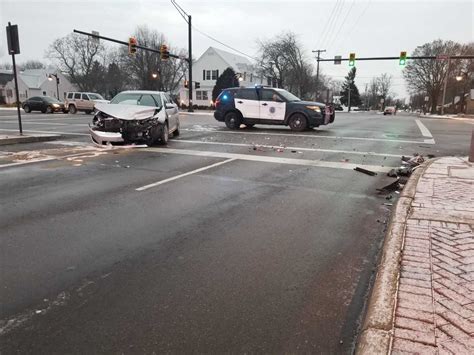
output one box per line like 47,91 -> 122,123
0,110 -> 472,353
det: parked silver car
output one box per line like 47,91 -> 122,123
89,90 -> 180,146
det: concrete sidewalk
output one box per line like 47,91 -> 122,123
358,156 -> 474,354
0,133 -> 60,145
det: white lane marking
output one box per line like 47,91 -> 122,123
136,158 -> 236,191
182,128 -> 434,145
143,148 -> 396,173
0,128 -> 89,136
415,119 -> 433,138
173,139 -> 404,158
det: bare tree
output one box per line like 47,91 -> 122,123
119,26 -> 187,93
46,33 -> 107,91
376,73 -> 393,110
403,39 -> 462,113
20,60 -> 46,70
257,32 -> 314,98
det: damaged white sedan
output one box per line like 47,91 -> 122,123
90,90 -> 180,146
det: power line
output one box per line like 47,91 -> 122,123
320,0 -> 345,50
192,26 -> 258,61
170,0 -> 257,61
315,0 -> 341,50
326,0 -> 356,53
170,0 -> 188,22
333,0 -> 372,55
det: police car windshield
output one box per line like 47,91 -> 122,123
275,89 -> 300,102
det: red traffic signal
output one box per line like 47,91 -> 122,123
128,37 -> 137,55
160,44 -> 169,60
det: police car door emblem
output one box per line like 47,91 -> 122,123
269,107 -> 276,113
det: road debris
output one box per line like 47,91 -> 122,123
354,167 -> 377,176
377,179 -> 400,194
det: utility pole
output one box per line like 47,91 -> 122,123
187,14 -> 193,112
365,83 -> 368,109
312,49 -> 326,100
441,56 -> 451,115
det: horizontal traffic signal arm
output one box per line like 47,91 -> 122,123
73,29 -> 183,61
318,55 -> 474,62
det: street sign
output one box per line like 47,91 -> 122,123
425,96 -> 429,102
334,55 -> 342,65
437,54 -> 449,60
91,31 -> 99,45
6,23 -> 20,54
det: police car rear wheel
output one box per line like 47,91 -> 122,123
288,113 -> 307,131
224,112 -> 241,130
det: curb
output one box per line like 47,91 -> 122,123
0,134 -> 60,146
356,159 -> 435,355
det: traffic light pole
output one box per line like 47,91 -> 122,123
188,15 -> 193,112
318,55 -> 474,62
73,30 -> 181,59
312,49 -> 326,100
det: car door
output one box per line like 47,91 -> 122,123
28,97 -> 39,110
160,93 -> 178,131
81,93 -> 91,110
234,88 -> 259,119
258,89 -> 286,121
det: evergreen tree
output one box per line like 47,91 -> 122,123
212,67 -> 239,102
340,67 -> 362,109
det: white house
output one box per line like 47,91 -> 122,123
3,68 -> 76,104
179,46 -> 271,107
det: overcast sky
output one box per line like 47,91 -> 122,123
1,0 -> 472,98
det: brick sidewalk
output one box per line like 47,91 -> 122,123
391,157 -> 474,354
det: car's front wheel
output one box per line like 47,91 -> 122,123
23,105 -> 31,113
158,122 -> 169,145
45,106 -> 53,114
69,105 -> 77,114
288,113 -> 307,131
224,111 -> 241,130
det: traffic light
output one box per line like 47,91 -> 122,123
160,44 -> 169,60
184,80 -> 189,89
399,51 -> 407,66
128,37 -> 137,55
349,53 -> 356,67
195,82 -> 200,89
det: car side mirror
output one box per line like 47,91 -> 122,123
165,103 -> 174,109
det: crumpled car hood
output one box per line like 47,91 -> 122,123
95,103 -> 159,120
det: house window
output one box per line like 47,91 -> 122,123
212,70 -> 219,80
7,89 -> 13,97
43,91 -> 46,95
267,77 -> 271,86
205,70 -> 211,80
250,73 -> 253,82
243,72 -> 246,81
196,90 -> 208,101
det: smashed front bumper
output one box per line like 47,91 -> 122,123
89,126 -> 124,145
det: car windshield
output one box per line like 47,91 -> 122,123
43,97 -> 62,104
88,93 -> 104,100
274,89 -> 301,102
110,93 -> 160,107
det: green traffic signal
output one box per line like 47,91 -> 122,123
349,53 -> 355,67
399,51 -> 407,66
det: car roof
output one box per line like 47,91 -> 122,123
117,90 -> 166,95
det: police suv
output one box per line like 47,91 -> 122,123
214,86 -> 335,131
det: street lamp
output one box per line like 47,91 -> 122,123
152,73 -> 158,79
456,75 -> 464,82
47,73 -> 60,100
